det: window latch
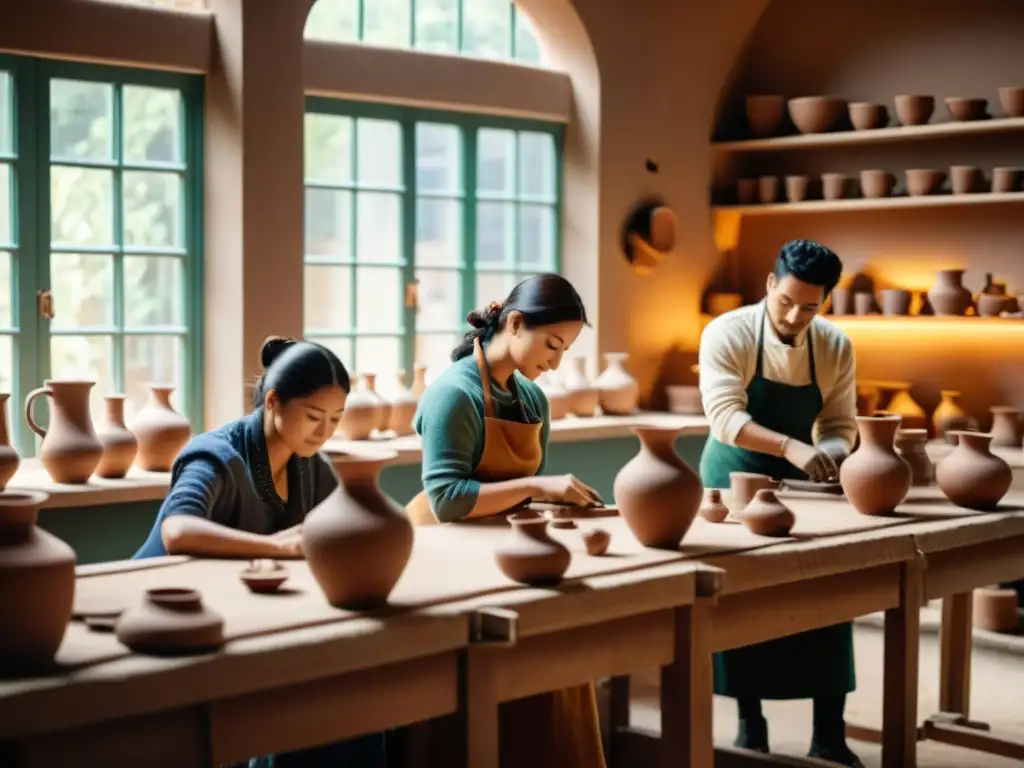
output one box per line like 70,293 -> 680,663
404,279 -> 420,310
37,289 -> 55,320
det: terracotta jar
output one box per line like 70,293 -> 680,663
130,385 -> 191,472
25,379 -> 104,484
787,96 -> 845,133
301,451 -> 413,610
860,169 -> 896,199
730,471 -> 778,509
613,426 -> 703,549
595,353 -> 639,415
0,394 -> 19,490
410,363 -> 428,399
495,512 -> 571,585
933,390 -> 974,442
115,587 -> 224,655
739,489 -> 794,537
95,395 -> 138,479
989,406 -> 1021,448
0,490 -> 75,673
894,94 -> 934,126
927,269 -> 972,316
537,372 -> 570,421
337,375 -> 380,441
745,94 -> 785,138
894,429 -> 934,487
821,173 -> 848,200
840,414 -> 911,516
972,586 -> 1020,632
363,374 -> 391,434
386,371 -> 418,437
581,527 -> 610,556
697,488 -> 729,523
935,432 -> 1012,511
561,358 -> 599,418
950,165 -> 983,194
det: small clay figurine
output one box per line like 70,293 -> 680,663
581,527 -> 611,556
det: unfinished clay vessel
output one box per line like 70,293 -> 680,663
935,432 -> 1011,511
596,353 -> 639,415
95,395 -> 138,479
614,426 -> 702,549
130,384 -> 191,472
301,451 -> 413,609
581,527 -> 610,556
115,587 -> 224,655
998,87 -> 1024,118
25,379 -> 104,484
906,169 -> 945,196
337,375 -> 380,441
0,491 -> 75,673
849,102 -> 888,130
989,406 -> 1021,448
0,394 -> 19,490
933,390 -> 974,441
945,97 -> 987,121
927,270 -> 972,316
950,165 -> 984,194
992,167 -> 1021,193
537,372 -> 570,420
561,357 -> 599,417
386,371 -> 418,436
840,414 -> 911,516
698,488 -> 729,523
787,96 -> 845,133
739,489 -> 794,537
745,94 -> 785,138
410,363 -> 428,398
495,512 -> 570,585
972,586 -> 1019,632
860,170 -> 896,199
730,471 -> 778,509
894,94 -> 934,126
894,429 -> 933,487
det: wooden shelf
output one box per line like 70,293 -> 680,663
830,315 -> 1023,324
712,191 -> 1024,216
712,116 -> 1024,154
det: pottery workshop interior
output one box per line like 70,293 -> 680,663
2,0 -> 1024,766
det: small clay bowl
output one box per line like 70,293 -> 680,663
950,165 -> 983,194
992,167 -> 1021,193
859,169 -> 896,199
945,97 -> 987,122
821,172 -> 848,200
240,559 -> 290,594
976,294 -> 1008,317
998,86 -> 1024,118
905,168 -> 945,196
787,96 -> 845,134
848,102 -> 888,130
784,175 -> 810,202
582,527 -> 610,556
894,95 -> 934,126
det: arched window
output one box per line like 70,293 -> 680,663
305,0 -> 543,65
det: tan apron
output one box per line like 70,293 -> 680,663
406,339 -> 607,768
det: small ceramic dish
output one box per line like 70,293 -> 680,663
239,559 -> 290,594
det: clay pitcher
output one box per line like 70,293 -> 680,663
935,431 -> 1012,511
130,385 -> 191,472
0,394 -> 19,490
301,451 -> 414,610
386,371 -> 418,437
95,395 -> 138,479
595,353 -> 639,415
495,512 -> 571,585
0,490 -> 76,673
560,357 -> 599,417
25,379 -> 104,483
894,428 -> 933,487
840,414 -> 911,516
989,406 -> 1021,448
613,426 -> 703,549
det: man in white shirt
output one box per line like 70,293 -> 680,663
697,239 -> 862,767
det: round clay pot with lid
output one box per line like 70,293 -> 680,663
950,165 -> 984,194
848,102 -> 888,130
0,393 -> 19,490
998,86 -> 1024,118
115,587 -> 225,655
821,173 -> 848,200
935,431 -> 1012,510
945,97 -> 987,122
927,270 -> 972,316
894,428 -> 933,487
787,96 -> 845,133
697,488 -> 729,523
129,384 -> 191,472
785,175 -> 810,202
880,289 -> 912,316
757,175 -> 780,203
992,167 -> 1021,193
495,512 -> 571,585
906,169 -> 946,196
595,353 -> 639,415
860,169 -> 896,199
988,406 -> 1021,448
25,379 -> 104,484
840,414 -> 911,516
894,95 -> 935,126
739,489 -> 794,537
744,94 -> 785,138
95,394 -> 138,479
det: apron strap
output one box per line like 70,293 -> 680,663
755,305 -> 767,378
473,338 -> 496,418
757,303 -> 819,388
806,323 -> 818,388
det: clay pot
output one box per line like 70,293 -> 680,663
785,175 -> 809,202
301,451 -> 413,609
860,169 -> 896,199
130,385 -> 191,472
976,293 -> 1008,317
697,488 -> 729,523
906,169 -> 945,196
998,86 -> 1024,118
581,527 -> 610,557
972,586 -> 1019,632
410,363 -> 428,399
613,426 -> 703,549
730,471 -> 778,508
849,102 -> 888,130
494,512 -> 571,585
935,431 -> 1012,511
736,178 -> 757,204
950,165 -> 984,194
537,372 -> 570,420
0,490 -> 75,673
927,269 -> 972,316
787,96 -> 845,133
853,292 -> 877,315
831,288 -> 852,315
881,289 -> 912,316
989,406 -> 1021,448
895,428 -> 933,487
945,97 -> 987,122
840,414 -> 911,516
821,173 -> 848,200
239,559 -> 290,594
0,394 -> 19,490
739,489 -> 794,537
665,385 -> 703,415
886,385 -> 927,430
756,175 -> 779,204
894,95 -> 934,126
933,390 -> 974,442
745,94 -> 785,138
596,353 -> 639,415
561,358 -> 599,418
337,375 -> 380,441
386,371 -> 418,436
992,167 -> 1021,193
25,379 -> 104,484
364,374 -> 392,434
94,395 -> 138,479
115,587 -> 224,655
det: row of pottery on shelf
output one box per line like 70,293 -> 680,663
537,353 -> 640,419
336,367 -> 426,442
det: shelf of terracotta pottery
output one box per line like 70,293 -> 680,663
713,190 -> 1024,216
830,316 -> 1024,326
4,462 -> 172,509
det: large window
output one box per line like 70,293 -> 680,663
0,56 -> 202,455
305,0 -> 543,65
303,100 -> 561,382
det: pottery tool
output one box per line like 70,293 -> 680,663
776,478 -> 845,496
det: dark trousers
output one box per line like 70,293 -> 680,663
230,732 -> 387,768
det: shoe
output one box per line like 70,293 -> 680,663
735,717 -> 769,753
808,744 -> 865,767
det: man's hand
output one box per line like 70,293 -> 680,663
783,439 -> 840,482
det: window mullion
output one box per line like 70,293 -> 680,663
112,82 -> 126,394
349,117 -> 359,372
461,120 -> 477,320
401,112 -> 417,378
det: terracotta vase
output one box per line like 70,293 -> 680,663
935,432 -> 1012,511
561,358 -> 599,418
0,490 -> 75,673
386,371 -> 418,437
840,414 -> 911,516
337,375 -> 381,441
697,488 -> 729,523
495,512 -> 571,585
886,385 -> 927,431
989,406 -> 1022,448
0,394 -> 19,490
613,426 -> 703,549
410,363 -> 428,399
537,372 -> 570,421
95,395 -> 138,479
739,489 -> 794,537
581,527 -> 610,556
933,390 -> 974,443
301,451 -> 413,610
364,374 -> 391,434
894,429 -> 934,487
596,353 -> 639,415
730,471 -> 778,509
927,269 -> 972,316
130,385 -> 191,472
972,586 -> 1020,632
25,379 -> 104,484
115,587 -> 224,655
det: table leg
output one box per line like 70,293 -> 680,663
938,591 -> 973,718
661,598 -> 714,768
881,556 -> 924,768
465,650 -> 499,768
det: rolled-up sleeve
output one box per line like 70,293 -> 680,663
814,334 -> 858,453
417,386 -> 484,523
699,319 -> 753,446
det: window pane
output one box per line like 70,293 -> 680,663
355,335 -> 401,377
50,79 -> 114,161
0,252 -> 10,327
0,164 -> 11,245
416,123 -> 460,193
355,266 -> 402,331
124,334 -> 182,419
356,119 -> 401,187
519,131 -> 556,198
356,192 -> 401,262
476,202 -> 514,265
415,0 -> 458,53
0,71 -> 11,155
305,188 -> 352,258
50,166 -> 115,246
462,0 -> 512,59
475,271 -> 517,306
518,204 -> 555,268
0,334 -> 11,393
304,0 -> 359,43
514,11 -> 543,64
416,269 -> 460,331
304,265 -> 352,332
125,256 -> 183,327
316,336 -> 353,373
477,128 -> 515,195
416,332 -> 456,377
416,198 -> 460,266
363,0 -> 412,47
50,335 -> 116,421
50,253 -> 114,328
123,171 -> 182,248
305,114 -> 353,184
123,86 -> 182,165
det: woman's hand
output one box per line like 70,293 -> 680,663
269,524 -> 304,558
532,474 -> 603,507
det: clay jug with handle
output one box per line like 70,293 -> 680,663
25,379 -> 104,484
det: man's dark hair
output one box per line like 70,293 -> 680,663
773,239 -> 843,297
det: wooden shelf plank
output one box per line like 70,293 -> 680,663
712,191 -> 1024,216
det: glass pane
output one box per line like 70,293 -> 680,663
514,11 -> 543,64
415,198 -> 460,266
304,264 -> 352,332
519,132 -> 556,198
50,79 -> 114,161
50,253 -> 114,328
462,0 -> 512,59
50,166 -> 115,246
304,113 -> 353,184
415,0 -> 458,53
356,192 -> 401,262
416,123 -> 460,193
476,202 -> 514,265
123,171 -> 182,248
416,269 -> 460,331
354,335 -> 401,377
305,188 -> 352,258
477,128 -> 515,195
416,333 -> 457,377
518,204 -> 555,268
355,266 -> 402,331
50,335 -> 116,421
316,336 -> 353,373
0,71 -> 11,155
475,271 -> 517,307
0,334 -> 11,393
123,86 -> 182,165
356,119 -> 401,187
124,335 -> 182,420
0,164 -> 10,245
0,252 -> 10,327
304,0 -> 359,43
125,256 -> 183,327
363,0 -> 412,47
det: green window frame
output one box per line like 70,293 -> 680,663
0,54 -> 203,456
302,97 -> 563,383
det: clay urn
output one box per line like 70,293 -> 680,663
860,170 -> 896,199
730,471 -> 778,509
972,586 -> 1020,632
988,406 -> 1021,448
945,97 -> 987,122
998,86 -> 1024,118
848,102 -> 888,130
410,363 -> 428,399
239,559 -> 290,594
927,270 -> 972,316
336,375 -> 381,441
115,587 -> 225,655
129,384 -> 191,472
0,490 -> 75,673
697,488 -> 729,523
581,527 -> 610,556
894,94 -> 934,126
840,414 -> 911,516
880,289 -> 911,316
537,372 -> 570,420
757,175 -> 780,203
787,96 -> 845,133
992,167 -> 1020,193
745,94 -> 785,138
495,512 -> 571,585
736,178 -> 757,204
895,428 -> 934,487
933,390 -> 974,442
0,393 -> 19,490
94,394 -> 138,479
905,168 -> 946,196
25,379 -> 104,484
595,353 -> 639,415
935,431 -> 1012,511
301,450 -> 414,610
785,175 -> 809,202
560,357 -> 599,418
386,371 -> 419,436
613,426 -> 703,549
739,489 -> 794,537
821,173 -> 848,200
